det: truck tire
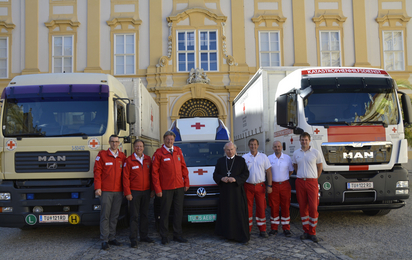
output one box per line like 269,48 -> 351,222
289,207 -> 300,221
362,200 -> 392,216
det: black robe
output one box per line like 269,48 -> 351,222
213,155 -> 250,243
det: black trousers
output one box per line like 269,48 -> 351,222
129,189 -> 151,241
159,187 -> 184,238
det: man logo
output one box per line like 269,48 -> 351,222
343,152 -> 373,159
197,187 -> 206,198
47,163 -> 58,170
38,156 -> 66,162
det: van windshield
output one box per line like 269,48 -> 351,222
175,142 -> 226,167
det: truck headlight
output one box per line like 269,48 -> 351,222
0,193 -> 11,200
396,190 -> 409,195
93,205 -> 101,211
396,181 -> 409,188
0,207 -> 13,213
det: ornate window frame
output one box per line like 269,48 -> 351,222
0,0 -> 15,79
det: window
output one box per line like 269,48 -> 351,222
259,31 -> 280,67
177,30 -> 218,72
0,37 -> 8,78
320,31 -> 341,67
52,36 -> 73,73
114,34 -> 135,75
383,31 -> 404,71
199,31 -> 217,71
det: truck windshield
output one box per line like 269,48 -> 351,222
3,97 -> 108,137
303,78 -> 399,126
175,142 -> 226,167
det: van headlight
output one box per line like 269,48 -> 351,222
0,193 -> 11,200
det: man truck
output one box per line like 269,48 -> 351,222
0,73 -> 159,228
233,67 -> 411,219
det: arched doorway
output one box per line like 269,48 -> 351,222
179,98 -> 218,118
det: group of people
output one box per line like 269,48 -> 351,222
93,131 -> 189,250
93,130 -> 322,250
213,132 -> 322,244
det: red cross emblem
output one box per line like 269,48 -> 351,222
392,127 -> 397,133
88,138 -> 100,149
6,139 -> 16,151
191,123 -> 206,130
194,169 -> 207,175
314,128 -> 320,134
243,103 -> 245,114
290,137 -> 293,144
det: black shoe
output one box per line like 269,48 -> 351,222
259,231 -> 268,238
101,242 -> 109,250
140,237 -> 154,243
173,236 -> 188,243
161,237 -> 169,245
310,235 -> 319,243
283,230 -> 292,237
130,240 -> 138,248
300,233 -> 310,240
268,230 -> 278,236
108,239 -> 122,246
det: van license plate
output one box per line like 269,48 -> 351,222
347,182 -> 373,190
188,214 -> 216,223
39,214 -> 68,223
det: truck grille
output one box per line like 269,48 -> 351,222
322,141 -> 392,165
185,186 -> 220,197
15,151 -> 90,173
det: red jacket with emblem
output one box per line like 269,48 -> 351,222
94,149 -> 126,192
123,153 -> 152,196
152,146 -> 189,194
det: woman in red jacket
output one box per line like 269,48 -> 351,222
123,139 -> 155,248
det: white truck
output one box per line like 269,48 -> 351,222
0,73 -> 160,228
154,117 -> 230,223
233,67 -> 411,219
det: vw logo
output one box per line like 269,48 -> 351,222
197,187 -> 206,198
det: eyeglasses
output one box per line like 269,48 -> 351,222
110,141 -> 119,143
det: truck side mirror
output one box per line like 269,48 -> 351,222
126,103 -> 136,125
399,91 -> 412,126
276,93 -> 298,129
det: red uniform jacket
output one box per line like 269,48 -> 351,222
123,153 -> 152,196
93,149 -> 126,192
152,146 -> 189,194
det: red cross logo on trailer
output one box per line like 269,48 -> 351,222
6,139 -> 16,151
88,138 -> 100,149
314,128 -> 320,134
194,169 -> 207,175
392,127 -> 397,133
191,122 -> 206,130
290,137 -> 293,144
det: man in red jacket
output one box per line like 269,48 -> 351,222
152,131 -> 189,245
94,135 -> 126,250
123,139 -> 155,248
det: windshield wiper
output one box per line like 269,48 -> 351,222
10,133 -> 45,137
55,132 -> 89,137
351,121 -> 388,127
312,121 -> 350,126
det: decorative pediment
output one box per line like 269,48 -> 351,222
45,19 -> 80,31
167,8 -> 226,25
106,17 -> 142,29
312,14 -> 347,27
252,15 -> 286,27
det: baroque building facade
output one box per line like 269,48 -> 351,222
0,0 -> 411,137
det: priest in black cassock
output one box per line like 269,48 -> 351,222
213,142 -> 250,243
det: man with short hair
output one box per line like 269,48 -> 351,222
123,139 -> 155,248
267,141 -> 294,237
213,142 -> 250,244
243,138 -> 272,238
94,135 -> 126,250
152,131 -> 190,245
292,132 -> 323,243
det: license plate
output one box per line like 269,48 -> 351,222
347,182 -> 373,190
39,214 -> 69,223
188,214 -> 216,223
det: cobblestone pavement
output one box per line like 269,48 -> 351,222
75,205 -> 351,260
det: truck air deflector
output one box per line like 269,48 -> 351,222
1,84 -> 109,99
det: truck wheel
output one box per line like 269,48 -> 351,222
362,200 -> 392,216
289,207 -> 300,221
